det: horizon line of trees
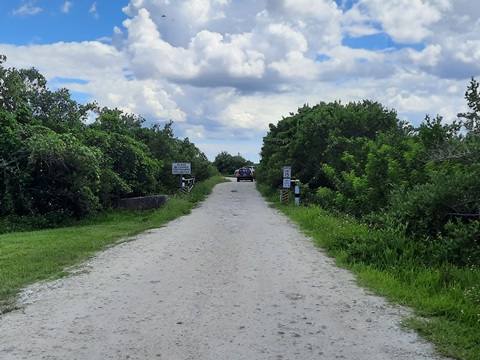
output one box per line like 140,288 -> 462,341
212,151 -> 254,174
0,56 -> 216,231
257,78 -> 480,268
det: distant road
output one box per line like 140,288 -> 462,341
0,180 -> 449,359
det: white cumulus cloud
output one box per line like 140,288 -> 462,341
2,0 -> 479,162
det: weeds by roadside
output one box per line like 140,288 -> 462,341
257,183 -> 479,360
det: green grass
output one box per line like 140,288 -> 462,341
265,197 -> 480,360
0,175 -> 228,313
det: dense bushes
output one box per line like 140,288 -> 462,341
0,60 -> 216,231
258,80 -> 480,268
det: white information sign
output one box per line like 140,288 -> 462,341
172,162 -> 191,175
283,178 -> 291,188
283,166 -> 291,179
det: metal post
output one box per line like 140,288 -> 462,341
180,175 -> 188,195
294,183 -> 300,205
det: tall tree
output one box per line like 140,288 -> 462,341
458,77 -> 480,134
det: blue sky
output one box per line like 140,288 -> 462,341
1,1 -> 479,163
0,1 -> 126,44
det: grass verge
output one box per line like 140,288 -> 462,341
257,184 -> 479,360
0,175 -> 228,314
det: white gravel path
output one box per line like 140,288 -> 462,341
0,180 -> 451,359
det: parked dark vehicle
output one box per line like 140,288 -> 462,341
236,167 -> 254,182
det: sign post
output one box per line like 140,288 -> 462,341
280,166 -> 300,205
172,162 -> 192,193
294,180 -> 300,206
172,162 -> 191,175
281,166 -> 291,203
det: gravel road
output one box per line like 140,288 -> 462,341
0,180 -> 450,360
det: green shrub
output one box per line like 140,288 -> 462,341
443,219 -> 480,266
315,186 -> 336,209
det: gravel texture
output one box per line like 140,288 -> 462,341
0,180 -> 451,359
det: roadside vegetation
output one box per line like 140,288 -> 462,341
256,78 -> 480,360
0,56 -> 217,233
0,175 -> 227,314
262,196 -> 480,360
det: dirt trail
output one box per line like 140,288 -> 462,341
0,180 -> 450,359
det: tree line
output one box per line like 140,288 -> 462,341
257,79 -> 480,268
212,151 -> 254,174
0,57 -> 216,231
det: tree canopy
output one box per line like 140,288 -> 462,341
213,151 -> 253,174
0,60 -> 216,229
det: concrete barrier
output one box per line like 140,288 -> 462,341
118,195 -> 168,211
